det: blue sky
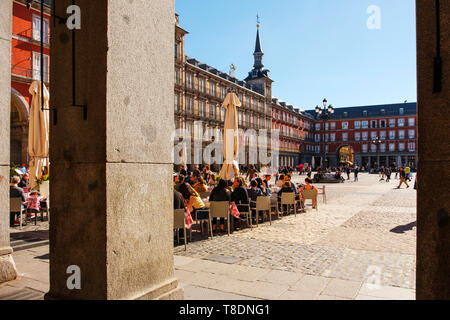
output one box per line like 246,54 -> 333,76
175,0 -> 416,110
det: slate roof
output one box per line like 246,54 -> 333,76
305,102 -> 417,120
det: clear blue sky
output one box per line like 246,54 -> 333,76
175,0 -> 417,110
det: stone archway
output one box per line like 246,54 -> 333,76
10,88 -> 30,164
337,145 -> 355,166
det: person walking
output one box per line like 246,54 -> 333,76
379,166 -> 386,182
397,167 -> 410,189
386,167 -> 392,182
354,166 -> 359,182
346,166 -> 351,180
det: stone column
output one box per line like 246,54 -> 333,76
46,0 -> 182,300
416,0 -> 450,300
0,0 -> 18,284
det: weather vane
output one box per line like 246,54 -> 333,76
257,14 -> 261,27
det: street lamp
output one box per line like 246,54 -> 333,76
372,136 -> 382,170
315,98 -> 334,173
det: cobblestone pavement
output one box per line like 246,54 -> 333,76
175,173 -> 417,291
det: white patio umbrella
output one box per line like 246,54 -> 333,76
219,92 -> 241,180
28,81 -> 50,189
311,157 -> 316,170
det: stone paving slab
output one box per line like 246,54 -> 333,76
182,285 -> 259,300
321,278 -> 363,299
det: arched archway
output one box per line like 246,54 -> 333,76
10,88 -> 30,164
337,145 -> 355,166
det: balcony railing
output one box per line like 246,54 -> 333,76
12,65 -> 49,83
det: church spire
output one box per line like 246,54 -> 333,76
253,15 -> 264,70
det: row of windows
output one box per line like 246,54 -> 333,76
315,130 -> 416,142
183,72 -> 267,113
311,142 -> 416,153
272,109 -> 312,129
175,94 -> 270,128
316,118 -> 416,131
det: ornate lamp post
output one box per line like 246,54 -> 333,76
315,99 -> 334,173
372,136 -> 382,170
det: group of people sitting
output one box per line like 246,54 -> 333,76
173,166 -> 318,234
9,175 -> 47,227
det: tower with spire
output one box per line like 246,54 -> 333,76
245,15 -> 273,99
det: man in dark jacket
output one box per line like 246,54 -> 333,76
174,190 -> 185,210
18,173 -> 30,189
10,176 -> 26,227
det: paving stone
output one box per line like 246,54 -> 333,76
182,285 -> 259,300
321,278 -> 363,299
204,254 -> 242,264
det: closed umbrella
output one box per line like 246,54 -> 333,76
311,157 -> 315,170
28,81 -> 50,189
219,92 -> 241,180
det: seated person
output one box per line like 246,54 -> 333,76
283,174 -> 298,194
25,190 -> 46,220
179,183 -> 208,220
193,176 -> 208,194
173,174 -> 184,192
276,174 -> 285,188
231,177 -> 249,212
174,189 -> 185,210
299,178 -> 318,209
10,176 -> 26,227
209,179 -> 231,232
246,180 -> 264,224
18,173 -> 30,189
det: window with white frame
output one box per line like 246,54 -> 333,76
380,131 -> 386,140
408,142 -> 416,152
315,134 -> 321,142
210,82 -> 216,97
399,108 -> 404,115
354,121 -> 361,129
355,132 -> 361,141
408,130 -> 415,139
398,118 -> 405,127
371,144 -> 377,152
380,143 -> 386,152
342,133 -> 348,141
325,123 -> 329,131
199,78 -> 205,93
362,144 -> 368,153
186,73 -> 193,89
399,143 -> 406,151
315,123 -> 321,131
371,131 -> 378,139
389,130 -> 396,140
32,14 -> 50,44
389,143 -> 396,152
342,122 -> 349,130
221,87 -> 227,100
380,120 -> 387,128
408,118 -> 415,127
362,121 -> 369,129
186,97 -> 194,113
371,120 -> 377,128
362,132 -> 369,141
199,100 -> 206,117
324,134 -> 329,142
330,133 -> 336,142
32,52 -> 49,82
330,122 -> 336,130
399,130 -> 405,139
389,119 -> 396,127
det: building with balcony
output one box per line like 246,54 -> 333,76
10,0 -> 50,163
305,102 -> 418,170
175,15 -> 273,170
